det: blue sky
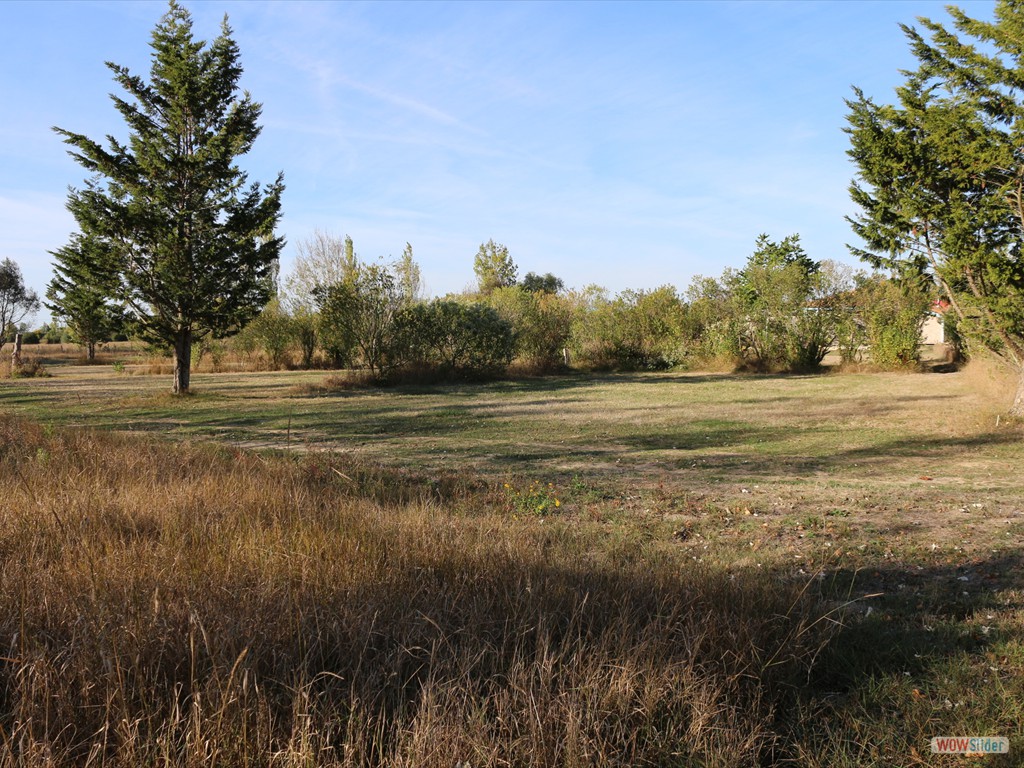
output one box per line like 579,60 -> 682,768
0,0 -> 992,322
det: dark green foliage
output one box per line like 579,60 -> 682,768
569,285 -> 684,371
46,234 -> 125,361
291,307 -> 318,369
0,258 -> 40,345
302,240 -> 426,371
726,235 -> 848,372
520,271 -> 564,295
683,276 -> 744,365
739,233 -> 818,279
859,276 -> 932,369
53,1 -> 284,393
283,231 -> 360,367
316,295 -> 357,370
39,323 -> 66,344
675,238 -> 855,373
234,297 -> 295,370
845,0 -> 1024,411
398,300 -> 514,380
316,264 -> 407,379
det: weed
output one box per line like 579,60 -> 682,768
502,479 -> 562,516
2,356 -> 49,378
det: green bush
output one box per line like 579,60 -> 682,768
859,277 -> 930,369
568,285 -> 684,371
487,286 -> 572,372
396,300 -> 514,381
235,297 -> 296,370
317,265 -> 406,378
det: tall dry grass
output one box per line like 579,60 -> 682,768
0,415 -> 835,766
958,355 -> 1020,413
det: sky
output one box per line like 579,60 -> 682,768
0,0 -> 995,324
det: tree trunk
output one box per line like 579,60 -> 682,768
172,329 -> 192,394
11,333 -> 22,368
1013,367 -> 1024,418
87,341 -> 96,362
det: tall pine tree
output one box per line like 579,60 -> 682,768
54,1 -> 284,393
846,0 -> 1024,414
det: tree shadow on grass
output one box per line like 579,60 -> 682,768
641,429 -> 1024,480
304,369 -> 799,400
785,551 -> 1024,765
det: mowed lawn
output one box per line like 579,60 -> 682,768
3,357 -> 1021,559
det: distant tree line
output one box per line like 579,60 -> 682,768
14,229 -> 938,382
213,231 -> 937,381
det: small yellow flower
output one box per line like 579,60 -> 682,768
555,499 -> 561,507
503,483 -> 510,489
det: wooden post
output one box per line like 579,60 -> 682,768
11,333 -> 22,368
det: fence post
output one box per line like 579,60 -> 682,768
11,333 -> 22,368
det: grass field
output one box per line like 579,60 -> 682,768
1,348 -> 1022,765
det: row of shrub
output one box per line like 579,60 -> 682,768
225,234 -> 945,380
31,233 -> 948,380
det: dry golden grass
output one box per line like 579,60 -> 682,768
958,355 -> 1020,417
0,414 -> 837,767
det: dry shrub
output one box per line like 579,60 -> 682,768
687,353 -> 745,374
0,415 -> 836,767
506,359 -> 568,379
962,358 -> 1019,405
959,355 -> 1018,413
832,359 -> 922,375
130,360 -> 175,376
0,356 -> 49,379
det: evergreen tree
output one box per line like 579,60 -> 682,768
46,233 -> 124,361
846,0 -> 1024,414
54,1 -> 284,393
